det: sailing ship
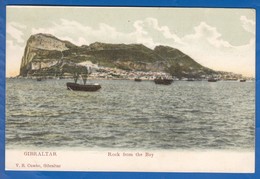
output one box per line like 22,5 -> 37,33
36,62 -> 44,81
66,66 -> 101,92
154,77 -> 173,85
36,77 -> 42,81
208,78 -> 218,82
134,78 -> 142,82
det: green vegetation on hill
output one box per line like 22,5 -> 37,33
20,33 -> 217,77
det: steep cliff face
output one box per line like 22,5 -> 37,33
19,33 -> 216,77
20,33 -> 77,76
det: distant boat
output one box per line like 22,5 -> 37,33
154,77 -> 173,85
208,78 -> 218,82
66,82 -> 101,91
240,79 -> 246,82
187,78 -> 195,81
36,78 -> 42,81
134,78 -> 142,82
36,76 -> 46,81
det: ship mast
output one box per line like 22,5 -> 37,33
73,72 -> 79,84
81,66 -> 91,85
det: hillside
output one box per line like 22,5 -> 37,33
19,33 -> 217,78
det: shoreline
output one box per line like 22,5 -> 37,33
5,77 -> 256,82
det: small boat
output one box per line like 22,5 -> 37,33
208,78 -> 218,82
187,78 -> 195,81
240,79 -> 246,82
66,82 -> 101,91
66,66 -> 101,92
134,78 -> 142,82
154,77 -> 173,85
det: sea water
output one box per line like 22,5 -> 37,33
5,79 -> 255,150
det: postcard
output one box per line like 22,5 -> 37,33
4,5 -> 256,174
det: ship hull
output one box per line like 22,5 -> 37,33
154,79 -> 173,85
208,79 -> 217,82
66,82 -> 101,91
134,78 -> 142,82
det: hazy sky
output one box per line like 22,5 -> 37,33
6,6 -> 255,77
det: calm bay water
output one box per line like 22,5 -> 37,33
6,79 -> 255,150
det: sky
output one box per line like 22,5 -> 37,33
6,6 -> 255,77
